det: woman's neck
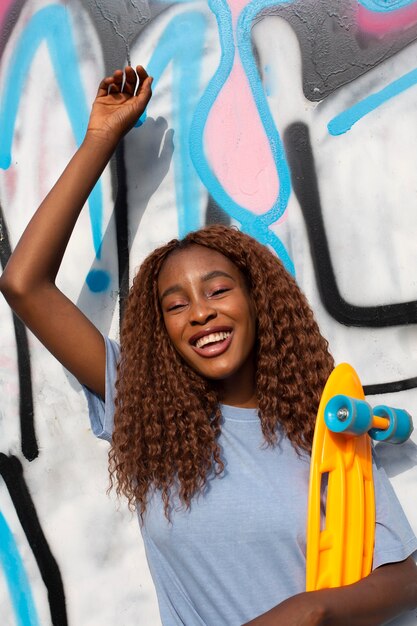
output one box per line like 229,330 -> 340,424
215,362 -> 257,408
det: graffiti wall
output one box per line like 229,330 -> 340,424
1,0 -> 417,623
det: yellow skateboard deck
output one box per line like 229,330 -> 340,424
306,363 -> 375,591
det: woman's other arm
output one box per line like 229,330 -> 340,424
243,556 -> 417,625
0,66 -> 152,398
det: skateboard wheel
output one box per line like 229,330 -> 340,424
369,406 -> 413,443
325,395 -> 373,435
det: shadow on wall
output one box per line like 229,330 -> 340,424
75,116 -> 175,337
374,439 -> 417,480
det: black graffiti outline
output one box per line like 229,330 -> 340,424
113,142 -> 130,326
0,454 -> 68,625
0,205 -> 38,461
363,377 -> 417,396
283,122 -> 417,394
0,0 -> 26,58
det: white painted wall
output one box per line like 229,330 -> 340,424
0,1 -> 416,624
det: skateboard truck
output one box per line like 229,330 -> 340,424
325,395 -> 413,444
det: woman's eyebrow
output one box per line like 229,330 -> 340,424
160,284 -> 182,301
160,271 -> 236,301
201,270 -> 236,283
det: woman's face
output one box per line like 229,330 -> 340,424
158,245 -> 257,404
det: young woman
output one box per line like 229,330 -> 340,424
1,66 -> 417,626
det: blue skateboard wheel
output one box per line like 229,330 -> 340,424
325,395 -> 373,435
370,406 -> 413,443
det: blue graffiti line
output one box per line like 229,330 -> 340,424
189,0 -> 294,274
0,4 -> 109,292
137,12 -> 207,236
0,511 -> 40,626
328,66 -> 417,136
357,0 -> 417,12
238,0 -> 292,231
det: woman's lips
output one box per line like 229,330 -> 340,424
190,331 -> 233,358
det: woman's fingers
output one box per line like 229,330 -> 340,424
96,70 -> 122,96
96,76 -> 113,97
136,65 -> 149,84
121,65 -> 151,97
110,69 -> 124,94
113,69 -> 124,85
123,66 -> 138,95
135,66 -> 153,100
96,66 -> 152,101
138,75 -> 153,100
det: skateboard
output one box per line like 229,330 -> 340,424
306,363 -> 413,592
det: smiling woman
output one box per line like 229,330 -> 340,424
158,245 -> 257,403
110,225 -> 334,524
1,66 -> 417,626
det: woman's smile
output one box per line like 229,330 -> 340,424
158,245 -> 257,406
189,327 -> 233,356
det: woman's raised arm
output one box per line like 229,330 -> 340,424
0,66 -> 152,399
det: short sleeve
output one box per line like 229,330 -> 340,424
83,336 -> 120,443
372,447 -> 417,569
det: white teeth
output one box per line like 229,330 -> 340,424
195,331 -> 231,349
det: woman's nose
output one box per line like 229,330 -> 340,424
189,299 -> 217,325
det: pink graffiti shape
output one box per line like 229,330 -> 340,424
358,2 -> 417,33
204,0 -> 279,216
0,0 -> 16,29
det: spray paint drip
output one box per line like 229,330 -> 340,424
93,0 -> 151,66
86,268 -> 110,292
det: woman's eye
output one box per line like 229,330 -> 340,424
211,288 -> 230,296
167,303 -> 186,312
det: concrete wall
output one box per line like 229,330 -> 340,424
1,0 -> 417,624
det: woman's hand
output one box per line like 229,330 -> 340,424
86,65 -> 153,146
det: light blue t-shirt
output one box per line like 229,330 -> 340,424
84,337 -> 417,626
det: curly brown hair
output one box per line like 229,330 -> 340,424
109,225 -> 334,517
